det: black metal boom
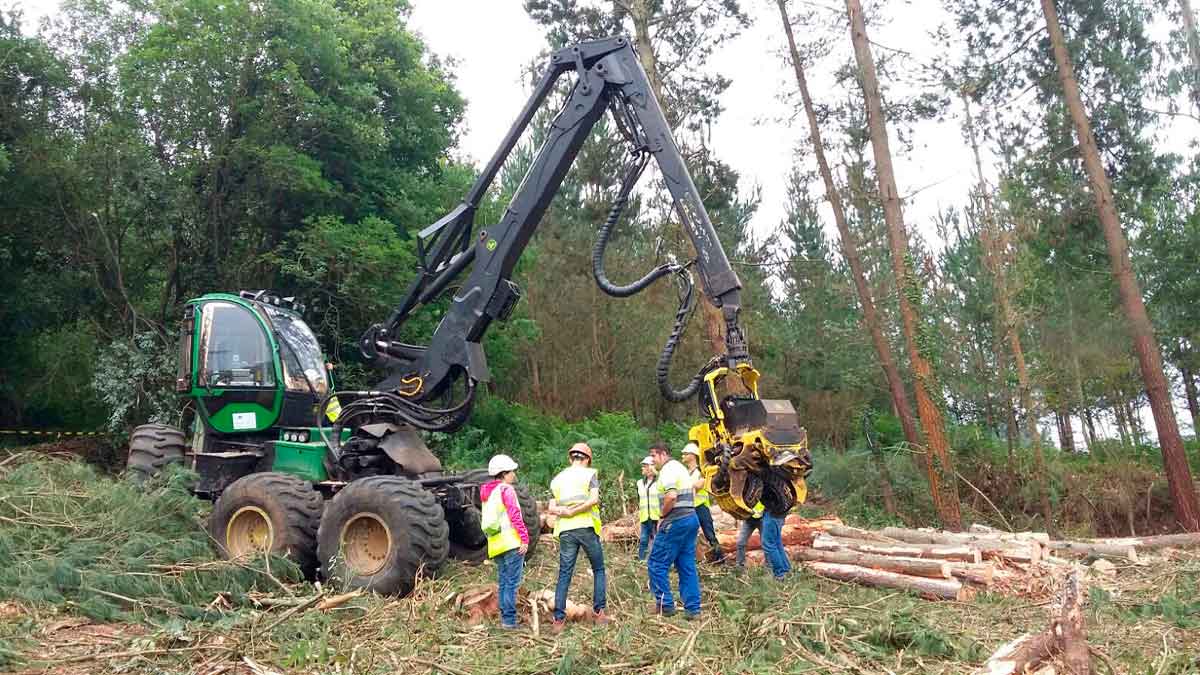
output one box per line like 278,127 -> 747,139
353,36 -> 749,429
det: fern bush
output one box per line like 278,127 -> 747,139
0,457 -> 302,621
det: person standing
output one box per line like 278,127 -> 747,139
548,442 -> 607,632
681,443 -> 725,563
760,508 -> 792,580
646,441 -> 702,619
735,501 -> 765,569
636,456 -> 660,561
480,454 -> 529,630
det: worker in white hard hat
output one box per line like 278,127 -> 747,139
636,456 -> 660,560
681,442 -> 725,564
480,454 -> 529,629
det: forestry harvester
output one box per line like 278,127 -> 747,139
127,36 -> 812,595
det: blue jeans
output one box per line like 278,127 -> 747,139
761,511 -> 791,579
736,516 -> 763,567
647,512 -> 701,615
495,548 -> 525,627
638,519 -> 658,560
554,528 -> 606,621
695,504 -> 724,561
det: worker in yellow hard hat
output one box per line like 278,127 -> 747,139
548,442 -> 607,632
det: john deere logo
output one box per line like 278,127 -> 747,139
486,238 -> 498,251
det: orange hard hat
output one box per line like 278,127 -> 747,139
569,442 -> 593,460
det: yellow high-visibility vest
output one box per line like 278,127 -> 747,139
689,467 -> 711,507
483,484 -> 521,558
551,465 -> 602,536
637,477 -> 661,522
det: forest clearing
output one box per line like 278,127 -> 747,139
0,446 -> 1195,674
3,0 -> 1200,672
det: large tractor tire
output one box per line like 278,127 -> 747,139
125,423 -> 186,482
317,476 -> 449,596
208,472 -> 323,577
448,483 -> 541,563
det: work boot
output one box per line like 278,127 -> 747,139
593,610 -> 610,625
550,619 -> 566,634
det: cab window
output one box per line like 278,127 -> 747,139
197,302 -> 276,388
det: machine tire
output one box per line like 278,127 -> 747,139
208,472 -> 323,577
762,469 -> 797,517
126,423 -> 187,482
317,476 -> 448,596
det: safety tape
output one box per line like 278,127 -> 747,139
0,430 -> 109,437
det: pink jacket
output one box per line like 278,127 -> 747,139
480,480 -> 529,545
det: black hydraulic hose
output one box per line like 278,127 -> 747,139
591,153 -> 676,297
656,268 -> 706,402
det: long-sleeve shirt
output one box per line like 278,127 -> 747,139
480,480 -> 529,545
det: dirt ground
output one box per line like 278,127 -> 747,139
1,539 -> 1197,675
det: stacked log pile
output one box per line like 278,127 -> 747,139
597,509 -> 1200,602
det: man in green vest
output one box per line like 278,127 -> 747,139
636,456 -> 660,560
682,443 -> 726,563
647,441 -> 701,618
548,442 -> 607,632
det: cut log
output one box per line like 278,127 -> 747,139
813,534 -> 982,563
791,548 -> 951,578
826,524 -> 903,543
948,562 -> 995,587
969,524 -> 1052,543
879,527 -> 1044,562
1047,540 -> 1138,562
806,562 -> 970,600
1093,533 -> 1200,550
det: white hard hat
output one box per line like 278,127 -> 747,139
682,443 -> 700,457
488,454 -> 519,476
641,456 -> 655,466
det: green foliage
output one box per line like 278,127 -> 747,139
432,395 -> 687,516
0,458 -> 303,620
92,330 -> 179,433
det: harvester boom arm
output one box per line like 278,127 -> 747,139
358,36 -> 747,419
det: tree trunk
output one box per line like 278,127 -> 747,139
776,0 -> 909,514
1008,320 -> 1055,531
1041,0 -> 1200,531
1113,402 -> 1131,447
629,0 -> 729,366
805,562 -> 969,600
1182,360 -> 1200,436
1182,0 -> 1200,110
1083,408 -> 1098,453
845,0 -> 962,530
813,534 -> 982,562
791,548 -> 951,579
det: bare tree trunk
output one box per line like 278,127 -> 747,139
629,0 -> 728,363
1182,0 -> 1200,110
1042,0 -> 1200,530
846,0 -> 961,530
1181,360 -> 1200,436
1113,401 -> 1131,447
1083,408 -> 1099,452
1007,310 -> 1056,531
964,92 -> 1052,526
775,0 -> 916,509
